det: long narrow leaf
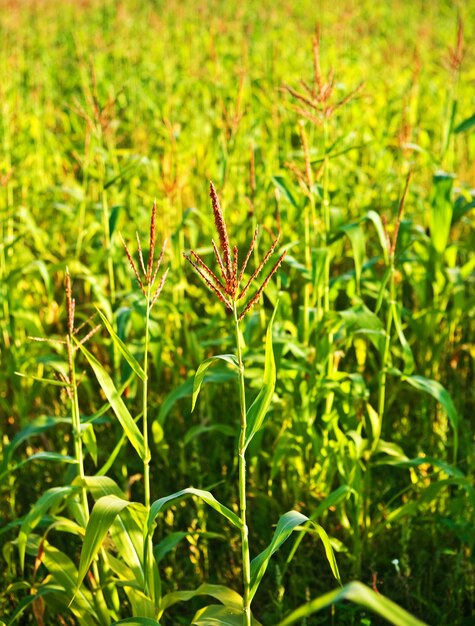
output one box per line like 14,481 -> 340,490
96,307 -> 145,381
76,341 -> 145,460
147,488 -> 242,539
277,581 -> 428,626
75,495 -> 142,594
192,354 -> 238,411
244,308 -> 277,449
250,511 -> 307,601
18,486 -> 75,571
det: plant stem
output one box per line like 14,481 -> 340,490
67,335 -> 89,526
233,302 -> 252,626
143,290 -> 155,601
378,258 -> 395,427
322,120 -> 336,419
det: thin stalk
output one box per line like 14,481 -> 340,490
233,302 -> 252,626
378,258 -> 395,425
67,335 -> 89,526
322,120 -> 336,418
143,287 -> 155,601
68,335 -> 110,623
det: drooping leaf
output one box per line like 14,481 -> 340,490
114,617 -> 160,626
96,307 -> 145,381
339,221 -> 366,294
18,486 -> 76,571
76,341 -> 145,460
250,510 -> 308,601
277,581 -> 428,626
192,354 -> 238,411
161,583 -> 243,612
245,308 -> 277,449
402,374 -> 459,442
75,495 -> 143,593
192,604 -> 262,626
272,175 -> 299,209
147,488 -> 242,540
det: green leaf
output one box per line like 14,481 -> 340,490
1,452 -> 77,482
250,510 -> 308,601
454,113 -> 475,134
18,486 -> 75,571
192,604 -> 262,626
277,581 -> 428,626
245,308 -> 277,449
4,583 -> 64,626
365,210 -> 389,264
391,302 -> 414,375
76,340 -> 145,460
430,172 -> 454,254
161,583 -> 243,612
75,495 -> 140,594
96,308 -> 145,381
339,221 -> 366,293
147,488 -> 242,539
402,374 -> 459,432
272,176 -> 299,209
114,617 -> 160,626
307,523 -> 341,584
81,422 -> 98,466
28,539 -> 99,623
339,305 -> 386,354
184,424 -> 235,446
192,354 -> 238,411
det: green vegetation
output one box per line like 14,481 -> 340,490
1,1 -> 474,625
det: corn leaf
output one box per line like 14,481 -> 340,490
96,307 -> 145,381
75,495 -> 142,594
250,510 -> 308,602
147,488 -> 242,540
192,604 -> 262,626
277,581 -> 428,626
161,583 -> 243,612
76,341 -> 145,461
244,308 -> 277,449
18,486 -> 75,571
191,354 -> 238,411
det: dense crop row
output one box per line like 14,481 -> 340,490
1,1 -> 474,625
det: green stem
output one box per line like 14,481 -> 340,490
233,303 -> 252,626
143,290 -> 155,601
68,335 -> 89,526
322,120 -> 335,419
378,258 -> 395,426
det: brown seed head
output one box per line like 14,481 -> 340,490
209,181 -> 232,279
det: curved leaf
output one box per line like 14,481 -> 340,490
96,307 -> 145,381
147,488 -> 242,539
192,354 -> 238,411
114,617 -> 160,626
18,486 -> 75,571
192,604 -> 262,626
244,308 -> 277,449
75,495 -> 142,594
277,581 -> 428,626
250,510 -> 307,602
161,583 -> 243,612
76,341 -> 145,460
